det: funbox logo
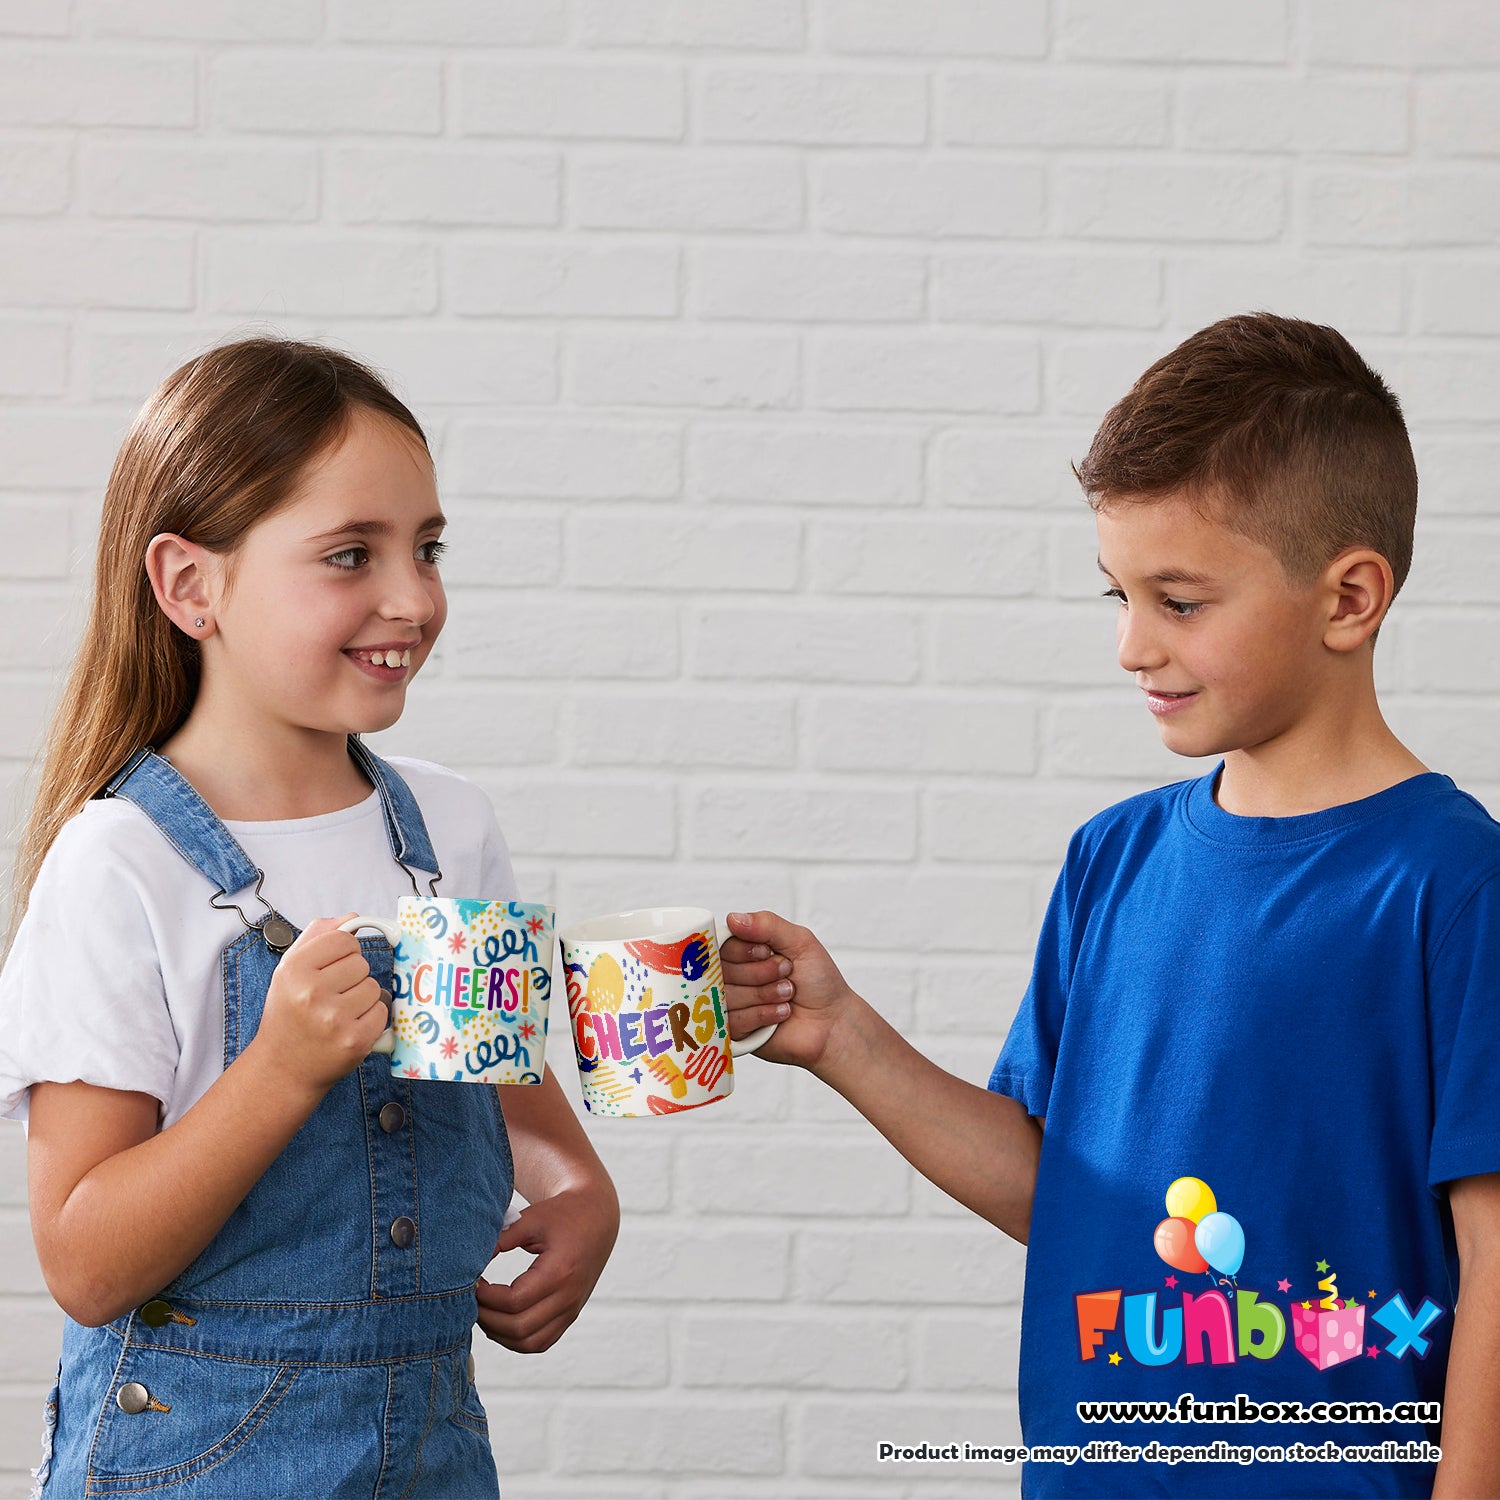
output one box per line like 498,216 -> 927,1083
1076,1178 -> 1446,1372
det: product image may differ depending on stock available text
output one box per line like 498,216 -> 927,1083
342,901 -> 773,1111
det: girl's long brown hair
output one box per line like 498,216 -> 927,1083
9,337 -> 427,938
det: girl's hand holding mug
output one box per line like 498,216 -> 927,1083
251,913 -> 392,1096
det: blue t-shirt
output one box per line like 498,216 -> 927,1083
991,768 -> 1500,1498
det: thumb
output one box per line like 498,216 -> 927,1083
281,912 -> 355,952
725,909 -> 812,956
496,1209 -> 544,1257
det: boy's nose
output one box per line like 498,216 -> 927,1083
1116,609 -> 1168,675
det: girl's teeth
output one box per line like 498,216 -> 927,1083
382,650 -> 401,668
357,649 -> 412,668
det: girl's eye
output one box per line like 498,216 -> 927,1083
325,546 -> 367,571
1164,598 -> 1204,617
1101,587 -> 1126,605
418,539 -> 447,565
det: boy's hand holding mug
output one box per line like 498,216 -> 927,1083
720,910 -> 861,1073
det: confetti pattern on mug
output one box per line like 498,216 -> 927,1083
388,897 -> 554,1085
562,920 -> 738,1117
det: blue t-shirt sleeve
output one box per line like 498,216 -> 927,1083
1428,870 -> 1500,1187
989,844 -> 1077,1120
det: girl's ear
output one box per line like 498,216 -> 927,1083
145,533 -> 216,639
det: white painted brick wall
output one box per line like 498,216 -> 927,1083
1,6 -> 1498,1497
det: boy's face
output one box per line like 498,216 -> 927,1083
1095,492 -> 1335,762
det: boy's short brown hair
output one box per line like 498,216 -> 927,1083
1076,312 -> 1417,591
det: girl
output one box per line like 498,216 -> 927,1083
0,338 -> 619,1497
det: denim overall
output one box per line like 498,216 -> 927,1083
36,741 -> 512,1499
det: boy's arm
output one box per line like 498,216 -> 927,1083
475,1067 -> 619,1354
723,910 -> 1042,1243
1432,1172 -> 1500,1498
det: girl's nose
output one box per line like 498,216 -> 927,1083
381,563 -> 439,626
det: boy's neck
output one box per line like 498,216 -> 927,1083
1215,707 -> 1429,819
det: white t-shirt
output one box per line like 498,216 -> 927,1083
0,756 -> 518,1130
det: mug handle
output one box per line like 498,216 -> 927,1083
717,916 -> 777,1058
339,915 -> 401,1056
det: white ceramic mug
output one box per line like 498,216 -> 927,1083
558,906 -> 775,1117
340,897 -> 554,1085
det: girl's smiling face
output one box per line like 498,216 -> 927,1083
202,407 -> 447,741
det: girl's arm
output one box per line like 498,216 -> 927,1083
26,917 -> 389,1327
722,910 -> 1042,1243
1432,1172 -> 1500,1498
475,1069 -> 619,1354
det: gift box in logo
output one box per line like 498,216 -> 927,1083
1290,1300 -> 1365,1370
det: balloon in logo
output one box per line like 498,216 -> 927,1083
1164,1176 -> 1217,1224
1153,1216 -> 1209,1275
1194,1211 -> 1245,1277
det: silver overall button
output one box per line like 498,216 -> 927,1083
378,1102 -> 405,1134
117,1383 -> 153,1415
390,1215 -> 416,1249
261,916 -> 295,953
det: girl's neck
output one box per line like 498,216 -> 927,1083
156,717 -> 373,823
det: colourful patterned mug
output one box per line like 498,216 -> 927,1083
558,907 -> 775,1116
340,898 -> 554,1085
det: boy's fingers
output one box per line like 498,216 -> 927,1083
725,977 -> 792,1013
730,999 -> 789,1040
720,954 -> 788,988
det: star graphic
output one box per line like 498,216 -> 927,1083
527,915 -> 545,935
404,1067 -> 421,1078
630,1067 -> 643,1084
1108,1351 -> 1122,1366
1344,1298 -> 1359,1310
1163,1275 -> 1178,1289
1368,1290 -> 1377,1299
447,930 -> 466,954
1366,1345 -> 1380,1359
1301,1300 -> 1313,1310
1277,1278 -> 1292,1293
440,1037 -> 458,1059
1315,1259 -> 1330,1273
520,1022 -> 537,1041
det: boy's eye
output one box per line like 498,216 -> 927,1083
1100,586 -> 1126,605
1164,598 -> 1204,617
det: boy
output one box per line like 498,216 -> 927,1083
723,314 -> 1500,1498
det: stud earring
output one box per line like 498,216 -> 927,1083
194,617 -> 204,629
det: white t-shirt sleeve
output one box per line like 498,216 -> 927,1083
0,806 -> 178,1124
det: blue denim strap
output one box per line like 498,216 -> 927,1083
347,736 -> 441,888
103,748 -> 262,896
103,738 -> 440,897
